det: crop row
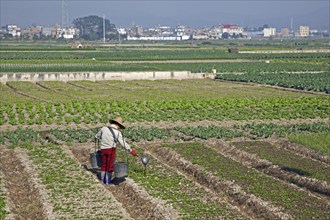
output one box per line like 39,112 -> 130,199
1,49 -> 329,61
124,147 -> 246,219
1,61 -> 329,73
216,71 -> 330,93
1,96 -> 329,126
4,142 -> 247,219
1,121 -> 329,148
14,143 -> 126,219
1,79 -> 314,104
232,141 -> 330,182
127,122 -> 330,142
161,142 -> 330,219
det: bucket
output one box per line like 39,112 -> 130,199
114,161 -> 129,178
90,150 -> 102,169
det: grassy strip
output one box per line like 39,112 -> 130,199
164,142 -> 330,219
232,141 -> 330,182
16,143 -> 125,219
288,132 -> 330,157
123,149 -> 246,219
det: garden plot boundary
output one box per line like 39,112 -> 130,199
0,71 -> 208,83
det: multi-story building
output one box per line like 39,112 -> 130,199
280,28 -> 290,37
41,27 -> 53,37
6,25 -> 21,37
29,25 -> 42,37
263,27 -> 276,37
299,25 -> 309,37
61,28 -> 77,39
174,25 -> 190,40
130,25 -> 143,37
209,26 -> 222,39
221,24 -> 244,36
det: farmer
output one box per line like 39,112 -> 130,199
94,116 -> 138,184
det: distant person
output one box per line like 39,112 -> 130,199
94,116 -> 138,184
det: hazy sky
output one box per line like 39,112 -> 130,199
1,0 -> 329,30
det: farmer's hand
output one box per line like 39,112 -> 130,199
130,149 -> 138,157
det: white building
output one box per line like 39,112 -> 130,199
221,24 -> 244,36
117,28 -> 127,35
56,28 -> 76,39
6,25 -> 21,37
299,26 -> 309,37
263,28 -> 276,37
42,27 -> 53,36
175,25 -> 186,36
174,25 -> 190,40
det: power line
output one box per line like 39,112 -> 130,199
62,0 -> 69,28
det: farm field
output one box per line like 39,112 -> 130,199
0,41 -> 330,219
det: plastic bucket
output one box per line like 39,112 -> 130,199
114,162 -> 129,178
90,150 -> 102,169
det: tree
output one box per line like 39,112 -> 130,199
221,32 -> 229,39
72,15 -> 117,41
258,24 -> 269,31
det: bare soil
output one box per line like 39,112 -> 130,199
0,146 -> 48,220
1,117 -> 328,133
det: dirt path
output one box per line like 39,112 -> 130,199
1,117 -> 328,133
0,146 -> 49,219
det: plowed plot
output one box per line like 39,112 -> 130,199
71,145 -> 247,219
152,142 -> 330,219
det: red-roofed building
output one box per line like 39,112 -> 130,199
221,24 -> 243,36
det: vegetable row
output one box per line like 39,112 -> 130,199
216,71 -> 330,93
232,141 -> 330,182
163,142 -> 330,219
1,49 -> 329,61
16,143 -> 125,219
1,96 -> 329,126
1,79 -> 314,104
1,122 -> 329,146
1,61 -> 328,73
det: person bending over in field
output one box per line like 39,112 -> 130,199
94,116 -> 138,184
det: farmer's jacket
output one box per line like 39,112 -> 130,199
95,124 -> 132,151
